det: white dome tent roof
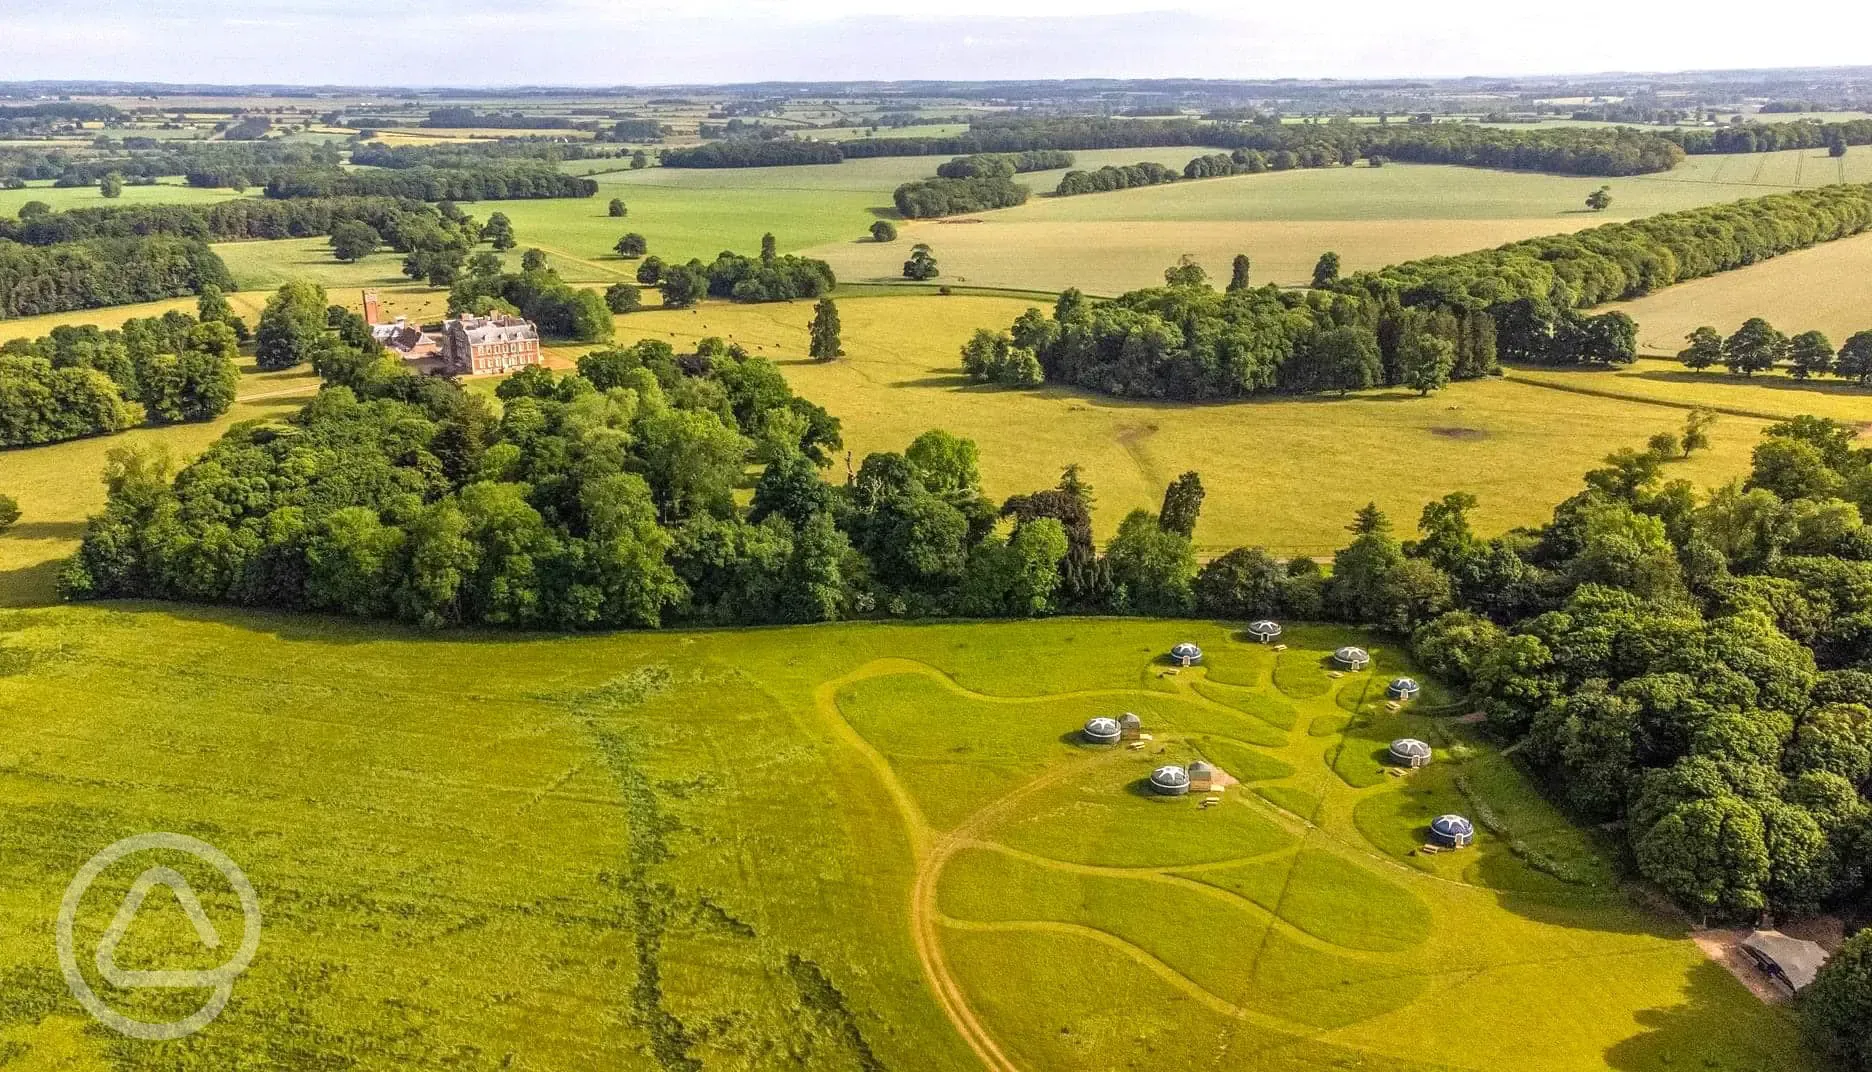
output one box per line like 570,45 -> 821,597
1333,646 -> 1371,669
1246,620 -> 1282,639
1389,738 -> 1432,761
1083,717 -> 1121,744
1149,765 -> 1191,795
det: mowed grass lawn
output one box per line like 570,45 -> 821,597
607,295 -> 1770,555
0,610 -> 1812,1070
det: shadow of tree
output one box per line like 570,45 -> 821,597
1603,959 -> 1814,1070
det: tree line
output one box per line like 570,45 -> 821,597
347,141 -> 629,170
661,117 -> 1687,177
1677,319 -> 1872,384
0,300 -> 241,446
1055,161 -> 1181,195
0,235 -> 232,319
2,140 -> 340,185
935,151 -> 1075,179
969,183 -> 1872,400
1349,183 -> 1872,316
1664,117 -> 1872,157
261,166 -> 599,202
0,196 -> 443,245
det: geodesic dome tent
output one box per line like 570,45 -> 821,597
1245,620 -> 1282,642
1170,642 -> 1203,666
1388,677 -> 1420,700
1333,646 -> 1371,671
1430,814 -> 1475,848
1149,765 -> 1191,796
1083,717 -> 1121,745
1388,738 -> 1432,768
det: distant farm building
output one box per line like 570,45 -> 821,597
1170,642 -> 1203,667
1388,738 -> 1433,768
1187,760 -> 1214,792
1083,717 -> 1121,745
1149,765 -> 1191,796
1740,930 -> 1830,994
1333,646 -> 1371,671
1245,620 -> 1282,643
1388,677 -> 1420,701
1429,814 -> 1475,848
442,312 -> 543,376
1119,713 -> 1142,741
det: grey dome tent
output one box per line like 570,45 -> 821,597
1387,677 -> 1420,700
1149,765 -> 1191,796
1430,814 -> 1475,848
1245,620 -> 1282,643
1170,642 -> 1203,667
1333,646 -> 1371,671
1388,738 -> 1432,768
1083,717 -> 1121,745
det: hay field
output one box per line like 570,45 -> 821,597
606,296 -> 1768,555
0,605 -> 1812,1071
802,153 -> 1871,293
1613,230 -> 1872,356
811,217 -> 1604,295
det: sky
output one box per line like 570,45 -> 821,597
2,1 -> 1871,86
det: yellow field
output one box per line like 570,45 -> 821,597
607,296 -> 1769,555
809,217 -> 1601,294
1615,230 -> 1872,356
1510,357 -> 1872,424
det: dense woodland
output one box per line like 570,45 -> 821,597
0,235 -> 231,318
974,182 -> 1872,399
261,166 -> 598,201
0,196 -> 442,245
0,303 -> 240,445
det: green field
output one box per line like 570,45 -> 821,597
0,607 -> 1812,1070
603,295 -> 1773,555
806,149 -> 1872,294
0,180 -> 258,217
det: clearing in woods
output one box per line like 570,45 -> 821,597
0,609 -> 1813,1071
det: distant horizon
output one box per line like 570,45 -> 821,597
7,64 -> 1872,96
4,3 -> 1872,88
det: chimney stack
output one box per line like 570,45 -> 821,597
362,289 -> 383,326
